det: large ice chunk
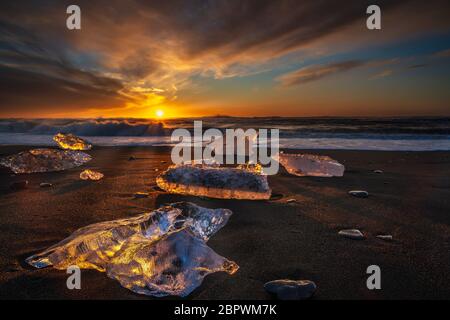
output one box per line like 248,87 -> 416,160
0,148 -> 92,174
156,164 -> 271,200
53,133 -> 92,151
279,153 -> 344,177
25,202 -> 236,297
107,230 -> 238,297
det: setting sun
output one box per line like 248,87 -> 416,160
155,109 -> 164,118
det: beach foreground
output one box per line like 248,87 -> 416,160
0,146 -> 449,300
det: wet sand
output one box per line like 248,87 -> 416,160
0,146 -> 449,300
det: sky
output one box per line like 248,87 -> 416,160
0,0 -> 449,118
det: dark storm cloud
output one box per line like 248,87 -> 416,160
0,18 -> 127,112
0,0 -> 449,115
0,66 -> 126,113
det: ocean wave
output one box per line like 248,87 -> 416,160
0,119 -> 170,136
0,133 -> 449,151
0,117 -> 449,151
1,117 -> 450,137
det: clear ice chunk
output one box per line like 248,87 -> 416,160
0,148 -> 92,174
53,133 -> 92,151
107,230 -> 238,297
156,164 -> 271,200
25,202 -> 236,297
80,169 -> 104,181
279,153 -> 344,177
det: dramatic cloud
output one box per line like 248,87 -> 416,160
0,0 -> 449,116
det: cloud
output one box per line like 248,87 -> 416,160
0,0 -> 449,115
277,60 -> 366,86
408,64 -> 427,69
277,57 -> 414,85
369,69 -> 393,80
433,48 -> 450,58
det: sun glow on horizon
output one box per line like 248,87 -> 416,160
155,109 -> 164,118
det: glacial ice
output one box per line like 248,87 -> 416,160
107,229 -> 238,297
53,133 -> 92,151
0,148 -> 92,174
156,163 -> 271,200
26,202 -> 237,297
278,153 -> 345,177
80,169 -> 104,181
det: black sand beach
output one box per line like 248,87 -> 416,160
0,146 -> 449,300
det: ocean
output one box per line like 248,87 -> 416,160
0,117 -> 449,151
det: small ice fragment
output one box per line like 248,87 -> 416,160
376,234 -> 393,241
279,153 -> 344,177
349,190 -> 369,198
0,148 -> 92,174
156,164 -> 271,200
338,229 -> 365,240
80,169 -> 104,181
25,202 -> 236,297
53,133 -> 92,151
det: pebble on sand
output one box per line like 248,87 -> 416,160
264,279 -> 317,300
376,234 -> 393,241
286,199 -> 297,203
374,170 -> 384,174
39,182 -> 53,188
338,229 -> 365,240
348,190 -> 369,198
128,156 -> 136,161
134,192 -> 150,198
10,180 -> 28,190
